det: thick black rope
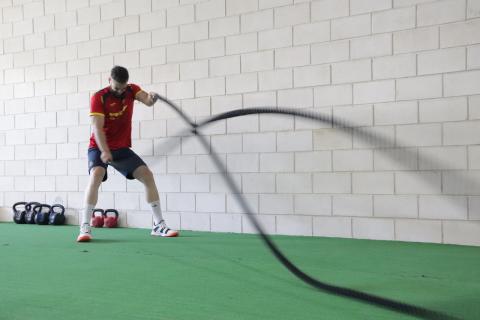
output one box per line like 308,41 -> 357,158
155,94 -> 460,320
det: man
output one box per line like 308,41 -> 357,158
77,65 -> 178,242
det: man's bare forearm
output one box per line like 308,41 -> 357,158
93,127 -> 110,154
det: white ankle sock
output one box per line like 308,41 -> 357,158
149,200 -> 163,225
81,204 -> 95,226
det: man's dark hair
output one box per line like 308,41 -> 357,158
111,65 -> 129,83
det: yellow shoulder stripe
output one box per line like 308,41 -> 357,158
90,112 -> 105,117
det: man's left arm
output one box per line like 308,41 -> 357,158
135,90 -> 158,107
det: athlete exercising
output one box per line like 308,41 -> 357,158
77,65 -> 178,242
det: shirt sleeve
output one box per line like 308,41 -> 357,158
130,83 -> 143,98
90,93 -> 105,117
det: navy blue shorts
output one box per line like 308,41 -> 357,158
88,148 -> 146,182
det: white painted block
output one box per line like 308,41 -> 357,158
181,174 -> 209,192
470,146 -> 480,170
57,143 -> 79,159
259,69 -> 292,91
441,19 -> 480,48
395,172 -> 442,195
419,146 -> 467,170
78,74 -> 101,92
241,51 -> 274,73
351,0 -> 391,14
244,91 -> 277,107
35,176 -> 56,191
258,153 -> 292,173
167,155 -> 195,173
419,195 -> 468,220
241,9 -> 273,33
210,55 -> 240,76
114,16 -> 139,36
373,53 -> 416,80
5,69 -> 24,84
313,128 -> 351,151
396,75 -> 442,100
166,81 -> 194,100
277,173 -> 311,193
180,21 -> 208,42
167,43 -> 194,63
277,215 -> 312,236
227,153 -> 259,172
443,120 -> 480,145
373,147 -> 418,171
210,173 -> 241,192
469,95 -> 480,120
293,64 -> 330,88
24,2 -> 44,19
226,0 -> 258,15
211,213 -> 242,233
196,0 -> 225,21
353,172 -> 394,194
333,195 -> 372,217
226,33 -> 257,55
294,21 -> 330,45
35,112 -> 56,128
311,0 -> 349,21
211,134 -> 242,153
313,216 -> 351,238
443,221 -> 480,246
313,172 -> 351,194
335,103 -> 373,126
419,97 -> 467,123
258,27 -> 292,50
242,173 -> 276,193
394,26 -> 438,54
140,11 -> 166,31
294,194 -> 331,215
333,150 -> 373,171
45,30 -> 66,48
211,94 -> 242,114
470,196 -> 480,219
331,14 -> 371,40
195,77 -> 225,97
227,193 -> 258,214
126,32 -> 151,51
275,46 -> 310,68
140,120 -> 167,139
418,47 -> 466,75
314,84 -> 352,107
277,131 -> 311,152
351,33 -> 392,59
353,218 -> 394,240
180,212 -> 210,231
312,40 -> 350,64
374,101 -> 417,125
274,3 -> 309,28
167,5 -> 194,27
372,7 -> 415,33
155,174 -> 181,192
15,177 -> 35,192
442,171 -> 480,196
259,194 -> 293,214
396,219 -> 442,243
25,160 -> 46,175
151,27 -> 178,47
56,176 -> 78,192
126,0 -> 150,15
259,0 -> 292,9
396,123 -> 442,147
6,130 -> 25,145
167,193 -> 196,211
374,195 -> 418,218
209,16 -> 239,38
445,70 -> 480,97
25,128 -> 46,145
243,132 -> 276,153
152,64 -> 179,83
226,73 -> 257,94
196,193 -> 225,213
242,215 -> 276,234
227,114 -> 259,133
418,0 -> 465,27
278,88 -> 313,108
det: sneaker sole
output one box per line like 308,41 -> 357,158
151,231 -> 179,238
77,234 -> 92,242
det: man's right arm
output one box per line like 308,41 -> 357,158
91,115 -> 112,163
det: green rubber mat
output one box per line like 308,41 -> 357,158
0,223 -> 479,320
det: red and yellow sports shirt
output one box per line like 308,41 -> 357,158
89,83 -> 142,150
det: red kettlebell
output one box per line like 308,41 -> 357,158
103,209 -> 119,228
90,209 -> 105,228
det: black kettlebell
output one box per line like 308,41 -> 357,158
48,204 -> 66,226
24,202 -> 41,224
12,202 -> 28,224
34,204 -> 52,225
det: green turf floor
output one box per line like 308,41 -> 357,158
0,223 -> 479,320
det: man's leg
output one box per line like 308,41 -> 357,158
133,165 -> 179,237
77,166 -> 106,242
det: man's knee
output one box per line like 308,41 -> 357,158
89,167 -> 106,186
134,166 -> 154,183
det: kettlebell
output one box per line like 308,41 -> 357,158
24,202 -> 41,224
103,209 -> 119,228
34,204 -> 52,225
90,209 -> 105,228
48,204 -> 66,226
12,202 -> 28,224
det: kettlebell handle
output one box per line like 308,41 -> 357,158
104,209 -> 119,218
25,202 -> 41,212
33,204 -> 51,213
92,208 -> 105,217
51,204 -> 65,215
13,202 -> 28,213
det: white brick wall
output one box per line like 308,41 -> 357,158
0,0 -> 478,246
